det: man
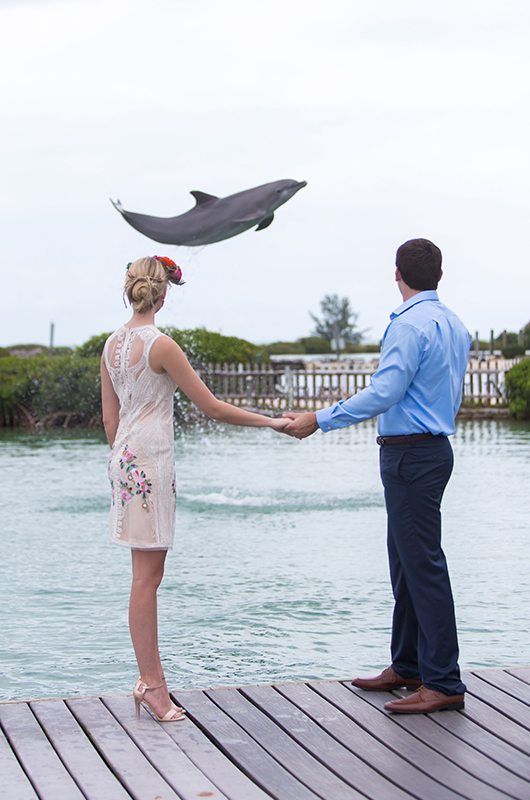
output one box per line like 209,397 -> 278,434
284,238 -> 471,714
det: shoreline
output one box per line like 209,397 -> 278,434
0,405 -> 518,433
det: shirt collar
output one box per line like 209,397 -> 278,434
390,290 -> 439,319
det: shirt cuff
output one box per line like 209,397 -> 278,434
316,407 -> 335,432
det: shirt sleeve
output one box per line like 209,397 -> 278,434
316,322 -> 424,432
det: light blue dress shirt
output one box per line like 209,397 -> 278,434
316,291 -> 471,436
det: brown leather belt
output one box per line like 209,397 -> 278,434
376,433 -> 440,446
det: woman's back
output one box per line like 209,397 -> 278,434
104,324 -> 176,436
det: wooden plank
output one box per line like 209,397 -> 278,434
473,671 -> 530,707
506,668 -> 530,686
206,686 -> 364,800
460,695 -> 530,756
66,697 -> 180,800
388,680 -> 530,761
30,699 -> 130,800
103,694 -> 229,800
431,701 -> 530,782
464,673 -> 530,730
4,672 -> 530,800
0,725 -> 39,800
341,683 -> 530,800
337,681 -> 515,800
173,689 -> 320,800
167,692 -> 271,800
0,702 -> 84,800
274,681 -> 472,800
242,683 -> 418,800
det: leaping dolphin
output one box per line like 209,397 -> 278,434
111,178 -> 307,246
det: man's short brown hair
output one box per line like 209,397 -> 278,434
396,238 -> 442,291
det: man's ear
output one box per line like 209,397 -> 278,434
395,267 -> 401,282
438,269 -> 443,283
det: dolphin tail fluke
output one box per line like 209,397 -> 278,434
110,198 -> 124,214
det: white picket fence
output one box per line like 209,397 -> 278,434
196,357 -> 522,410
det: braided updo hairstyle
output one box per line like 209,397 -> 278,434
124,256 -> 181,313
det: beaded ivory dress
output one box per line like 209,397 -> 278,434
104,325 -> 177,549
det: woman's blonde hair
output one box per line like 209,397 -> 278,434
124,257 -> 169,313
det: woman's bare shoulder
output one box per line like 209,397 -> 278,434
150,333 -> 188,372
155,333 -> 184,353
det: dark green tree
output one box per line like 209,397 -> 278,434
310,294 -> 364,354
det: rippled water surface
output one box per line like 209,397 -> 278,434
1,420 -> 529,701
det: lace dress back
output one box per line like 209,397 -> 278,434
104,325 -> 177,549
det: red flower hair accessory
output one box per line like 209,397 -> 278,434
153,255 -> 185,285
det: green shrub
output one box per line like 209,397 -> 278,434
162,327 -> 268,364
496,329 -> 530,350
76,327 -> 267,363
502,344 -> 526,358
5,344 -> 74,357
505,358 -> 530,419
0,355 -> 101,427
0,327 -> 270,427
77,333 -> 112,358
264,338 -> 380,355
297,336 -> 332,354
265,341 -> 305,355
344,342 -> 381,353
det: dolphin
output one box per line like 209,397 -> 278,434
110,178 -> 307,246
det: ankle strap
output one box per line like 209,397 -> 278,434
138,678 -> 165,691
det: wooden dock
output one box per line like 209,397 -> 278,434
1,668 -> 529,800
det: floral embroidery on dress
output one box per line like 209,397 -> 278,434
120,446 -> 136,472
131,468 -> 152,501
118,444 -> 152,510
119,480 -> 135,506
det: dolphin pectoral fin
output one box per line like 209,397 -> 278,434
255,214 -> 275,231
190,190 -> 218,206
234,211 -> 267,223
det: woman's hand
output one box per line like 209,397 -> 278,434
269,417 -> 291,432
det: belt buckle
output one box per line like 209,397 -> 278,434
376,436 -> 385,446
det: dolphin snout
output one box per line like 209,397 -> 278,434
296,180 -> 308,189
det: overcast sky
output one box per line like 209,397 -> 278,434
1,0 -> 529,347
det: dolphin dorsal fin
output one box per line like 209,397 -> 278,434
190,190 -> 218,206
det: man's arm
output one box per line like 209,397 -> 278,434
283,322 -> 423,438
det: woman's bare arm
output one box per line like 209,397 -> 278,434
100,357 -> 120,446
150,336 -> 288,430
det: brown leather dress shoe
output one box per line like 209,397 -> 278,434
384,685 -> 465,714
351,666 -> 422,691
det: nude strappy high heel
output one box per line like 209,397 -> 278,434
133,678 -> 186,722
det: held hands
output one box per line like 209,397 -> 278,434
267,412 -> 319,439
281,411 -> 319,440
269,417 -> 291,432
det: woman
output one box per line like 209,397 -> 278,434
101,255 -> 287,722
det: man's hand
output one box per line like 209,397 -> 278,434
282,411 -> 319,439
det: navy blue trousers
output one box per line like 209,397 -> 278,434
380,436 -> 466,696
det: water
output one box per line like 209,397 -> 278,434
1,420 -> 529,701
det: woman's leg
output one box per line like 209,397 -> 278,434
129,548 -> 180,717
